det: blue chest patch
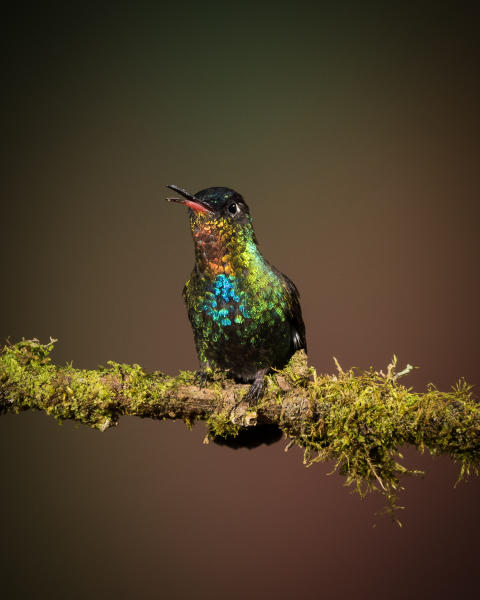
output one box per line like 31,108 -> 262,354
214,274 -> 240,303
202,274 -> 250,326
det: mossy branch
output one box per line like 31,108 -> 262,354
1,339 -> 479,523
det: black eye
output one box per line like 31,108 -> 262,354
228,203 -> 238,215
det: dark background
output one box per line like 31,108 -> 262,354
2,3 -> 479,599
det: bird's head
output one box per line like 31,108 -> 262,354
167,184 -> 261,275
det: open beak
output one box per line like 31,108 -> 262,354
166,184 -> 214,215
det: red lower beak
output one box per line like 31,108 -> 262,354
166,184 -> 214,214
170,198 -> 213,214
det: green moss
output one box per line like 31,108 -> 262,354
1,339 -> 479,523
274,356 -> 480,522
206,412 -> 241,439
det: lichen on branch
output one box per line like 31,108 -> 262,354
1,338 -> 479,523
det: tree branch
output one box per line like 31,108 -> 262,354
1,339 -> 479,522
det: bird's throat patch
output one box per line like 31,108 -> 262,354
192,218 -> 236,276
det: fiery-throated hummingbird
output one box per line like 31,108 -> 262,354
167,184 -> 306,402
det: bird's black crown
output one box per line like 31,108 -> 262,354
194,187 -> 248,213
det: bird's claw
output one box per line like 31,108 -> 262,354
245,373 -> 267,406
193,370 -> 211,388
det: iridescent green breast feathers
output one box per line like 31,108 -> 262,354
167,184 -> 306,401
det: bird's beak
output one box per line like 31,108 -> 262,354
166,185 -> 214,215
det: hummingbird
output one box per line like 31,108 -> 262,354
167,184 -> 306,402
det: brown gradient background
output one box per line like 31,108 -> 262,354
1,3 -> 480,599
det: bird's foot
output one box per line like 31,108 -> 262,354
245,369 -> 268,406
193,369 -> 212,388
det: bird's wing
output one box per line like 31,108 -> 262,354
273,268 -> 307,353
182,268 -> 202,326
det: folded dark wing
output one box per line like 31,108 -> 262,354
274,268 -> 307,353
